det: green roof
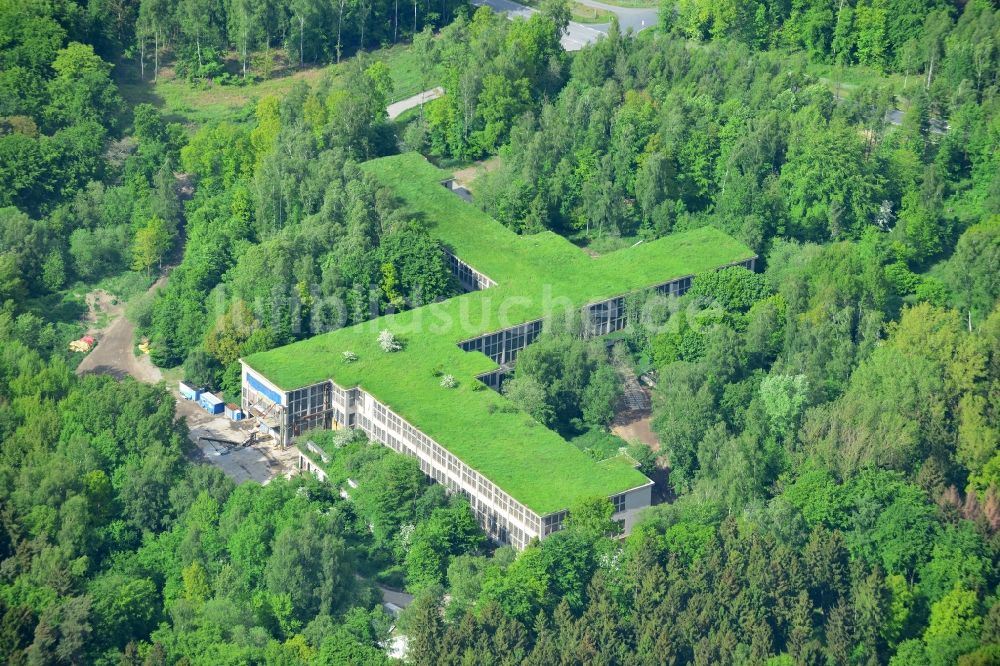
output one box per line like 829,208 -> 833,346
244,153 -> 755,515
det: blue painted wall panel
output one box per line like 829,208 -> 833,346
246,372 -> 284,405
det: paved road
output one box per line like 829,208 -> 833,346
387,87 -> 445,119
575,0 -> 658,34
473,0 -> 656,50
884,108 -> 948,133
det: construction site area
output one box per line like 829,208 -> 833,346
174,386 -> 298,484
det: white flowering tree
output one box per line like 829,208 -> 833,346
333,428 -> 359,448
398,523 -> 415,547
378,329 -> 401,352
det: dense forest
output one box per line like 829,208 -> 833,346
2,0 -> 999,663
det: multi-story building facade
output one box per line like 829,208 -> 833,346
240,153 -> 757,550
246,363 -> 652,549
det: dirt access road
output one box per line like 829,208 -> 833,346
74,273 -> 299,484
75,275 -> 166,382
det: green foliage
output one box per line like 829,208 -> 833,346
45,43 -> 122,131
943,216 -> 1000,325
651,361 -> 717,491
131,215 -> 172,275
183,348 -> 222,389
351,454 -> 425,540
924,587 -> 984,666
504,324 -> 622,436
759,373 -> 809,440
804,303 -> 990,477
571,428 -> 630,462
425,8 -> 564,161
377,223 -> 458,305
4,1 -> 1000,662
326,60 -> 396,158
405,499 -> 485,591
651,311 -> 707,367
918,521 -> 992,604
180,123 -> 254,193
688,266 -> 768,311
565,496 -> 616,541
265,513 -> 353,623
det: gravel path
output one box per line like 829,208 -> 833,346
387,87 -> 444,119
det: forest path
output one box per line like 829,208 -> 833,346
612,372 -> 660,450
387,86 -> 444,119
75,274 -> 168,383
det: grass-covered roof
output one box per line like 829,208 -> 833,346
244,153 -> 755,514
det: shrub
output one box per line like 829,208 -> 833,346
378,329 -> 401,352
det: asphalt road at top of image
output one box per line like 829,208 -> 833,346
472,0 -> 658,51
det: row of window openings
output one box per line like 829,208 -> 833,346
456,266 -> 749,367
460,320 -> 543,364
288,384 -> 331,418
360,393 -> 537,530
278,266 -> 749,421
294,385 -> 629,535
475,508 -> 527,547
294,420 -> 534,548
461,274 -> 698,364
294,393 -> 624,538
366,389 -> 630,532
417,459 -> 531,544
447,252 -> 495,291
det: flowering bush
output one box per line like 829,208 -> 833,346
342,350 -> 358,363
440,374 -> 457,388
378,329 -> 401,352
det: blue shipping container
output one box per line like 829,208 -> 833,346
199,392 -> 224,414
179,381 -> 201,401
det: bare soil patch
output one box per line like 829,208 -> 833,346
176,395 -> 298,484
452,156 -> 501,190
82,289 -> 124,336
612,409 -> 661,451
76,276 -> 167,383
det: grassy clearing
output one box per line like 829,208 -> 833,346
518,0 -> 616,23
574,234 -> 640,256
246,153 -> 753,514
568,3 -> 616,23
380,44 -> 440,102
806,61 -> 914,100
161,366 -> 185,384
97,270 -> 156,301
117,43 -> 440,127
23,290 -> 88,326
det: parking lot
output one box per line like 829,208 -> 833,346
175,394 -> 299,484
